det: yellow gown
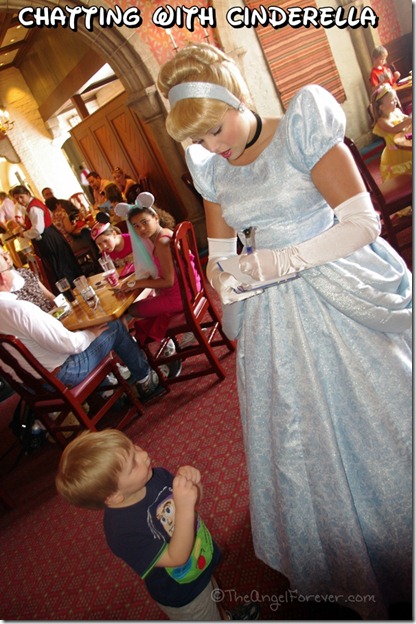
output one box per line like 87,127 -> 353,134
373,109 -> 412,182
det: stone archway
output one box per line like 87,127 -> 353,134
3,0 -> 206,242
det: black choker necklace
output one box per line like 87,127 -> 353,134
245,111 -> 262,149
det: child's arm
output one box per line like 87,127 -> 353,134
154,468 -> 200,568
177,465 -> 203,502
377,113 -> 412,134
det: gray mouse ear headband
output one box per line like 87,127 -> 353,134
114,192 -> 157,218
135,192 -> 155,209
168,82 -> 245,113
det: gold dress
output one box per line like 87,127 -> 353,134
373,110 -> 412,182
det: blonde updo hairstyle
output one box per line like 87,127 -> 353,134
157,43 -> 250,143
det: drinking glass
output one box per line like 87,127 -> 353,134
81,285 -> 99,309
74,276 -> 99,308
73,275 -> 89,293
55,278 -> 76,303
99,256 -> 119,287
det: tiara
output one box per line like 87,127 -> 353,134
374,83 -> 394,102
168,82 -> 244,112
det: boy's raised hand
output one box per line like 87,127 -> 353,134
172,473 -> 199,512
176,465 -> 203,503
176,465 -> 201,485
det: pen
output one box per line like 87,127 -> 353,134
243,227 -> 256,254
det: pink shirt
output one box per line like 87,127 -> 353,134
109,233 -> 133,260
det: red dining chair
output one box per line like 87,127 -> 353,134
0,334 -> 143,448
344,136 -> 412,258
27,253 -> 55,292
134,221 -> 235,386
69,192 -> 91,213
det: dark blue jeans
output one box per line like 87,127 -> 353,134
55,319 -> 149,387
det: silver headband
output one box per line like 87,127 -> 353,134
168,82 -> 243,111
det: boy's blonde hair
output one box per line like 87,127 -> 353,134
55,430 -> 132,509
371,45 -> 387,63
158,43 -> 250,143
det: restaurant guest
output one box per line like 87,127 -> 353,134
91,222 -> 133,266
0,253 -> 163,402
157,43 -> 412,618
45,197 -> 96,255
125,193 -> 199,351
369,45 -> 400,88
112,166 -> 137,201
370,83 -> 412,181
0,247 -> 55,312
87,171 -> 111,209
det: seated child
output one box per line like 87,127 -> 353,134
91,221 -> 133,267
369,45 -> 400,89
55,429 -> 260,621
370,84 -> 412,182
121,193 -> 201,352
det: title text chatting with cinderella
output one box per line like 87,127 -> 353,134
18,5 -> 378,32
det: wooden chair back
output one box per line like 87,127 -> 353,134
69,192 -> 91,212
0,334 -> 142,447
27,253 -> 54,292
134,221 -> 235,385
344,136 -> 412,256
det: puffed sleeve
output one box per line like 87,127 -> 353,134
285,84 -> 346,173
185,145 -> 218,203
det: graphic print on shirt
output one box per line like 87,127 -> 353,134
147,485 -> 215,584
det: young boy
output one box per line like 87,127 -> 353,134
56,430 -> 260,621
369,45 -> 401,88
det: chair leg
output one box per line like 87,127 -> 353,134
110,359 -> 145,428
206,302 -> 236,353
138,341 -> 170,391
195,325 -> 227,380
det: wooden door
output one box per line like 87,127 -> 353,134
70,92 -> 186,221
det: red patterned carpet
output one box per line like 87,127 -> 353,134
0,347 -> 296,621
1,248 -> 410,620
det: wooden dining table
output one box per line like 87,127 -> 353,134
394,76 -> 412,113
393,130 -> 412,151
394,75 -> 412,95
61,272 -> 151,331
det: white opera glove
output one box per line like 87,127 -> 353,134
239,192 -> 380,281
207,237 -> 262,305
